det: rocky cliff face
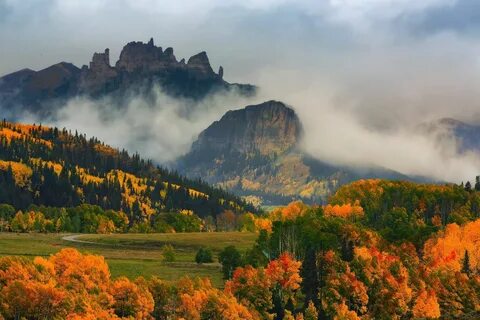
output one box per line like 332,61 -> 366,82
0,38 -> 256,117
79,49 -> 118,95
178,101 -> 345,205
191,100 -> 302,156
178,100 -> 411,205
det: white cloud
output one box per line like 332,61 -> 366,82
30,87 -> 256,163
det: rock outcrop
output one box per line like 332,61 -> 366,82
115,39 -> 178,73
186,52 -> 216,79
79,49 -> 118,95
191,100 -> 302,156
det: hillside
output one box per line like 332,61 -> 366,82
329,178 -> 480,245
178,100 -> 411,205
0,38 -> 256,117
0,121 -> 256,224
420,117 -> 480,153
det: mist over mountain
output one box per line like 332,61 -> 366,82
2,29 -> 480,197
177,100 -> 412,205
420,118 -> 480,154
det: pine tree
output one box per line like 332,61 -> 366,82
462,250 -> 471,276
300,248 -> 319,308
465,181 -> 472,192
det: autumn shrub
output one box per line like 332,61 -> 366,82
161,244 -> 176,262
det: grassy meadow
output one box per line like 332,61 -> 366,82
0,232 -> 257,287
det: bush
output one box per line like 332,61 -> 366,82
161,244 -> 175,262
129,221 -> 153,233
195,247 -> 213,264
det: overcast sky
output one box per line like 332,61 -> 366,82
3,0 -> 480,181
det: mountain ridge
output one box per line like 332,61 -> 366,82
0,38 -> 256,117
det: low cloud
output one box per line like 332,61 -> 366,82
24,87 -> 256,164
254,57 -> 480,183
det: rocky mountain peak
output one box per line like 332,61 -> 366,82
89,49 -> 115,74
0,38 -> 256,115
192,100 -> 302,156
115,40 -> 173,72
187,51 -> 216,79
90,49 -> 110,68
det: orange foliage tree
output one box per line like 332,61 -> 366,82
269,201 -> 309,222
225,265 -> 273,318
324,202 -> 364,221
424,219 -> 480,272
226,252 -> 302,319
0,248 -> 157,319
353,246 -> 413,319
412,289 -> 441,319
110,277 -> 154,319
176,278 -> 258,320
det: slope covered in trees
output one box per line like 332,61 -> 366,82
1,197 -> 479,319
230,181 -> 480,319
329,179 -> 480,247
0,121 -> 256,231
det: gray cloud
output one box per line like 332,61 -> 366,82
399,0 -> 480,36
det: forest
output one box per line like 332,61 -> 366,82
0,121 -> 256,232
0,178 -> 479,319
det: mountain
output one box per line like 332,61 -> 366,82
420,118 -> 480,153
177,100 -> 410,205
0,38 -> 256,117
0,121 -> 256,221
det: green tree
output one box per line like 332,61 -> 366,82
0,204 -> 15,220
465,181 -> 472,192
0,204 -> 15,232
219,245 -> 243,279
462,250 -> 471,276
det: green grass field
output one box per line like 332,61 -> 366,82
0,232 -> 257,287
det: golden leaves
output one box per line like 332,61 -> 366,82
324,202 -> 364,220
424,219 -> 480,272
0,160 -> 32,187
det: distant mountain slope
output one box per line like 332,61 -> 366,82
0,38 -> 256,117
0,121 -> 256,220
420,118 -> 480,153
177,100 -> 410,205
